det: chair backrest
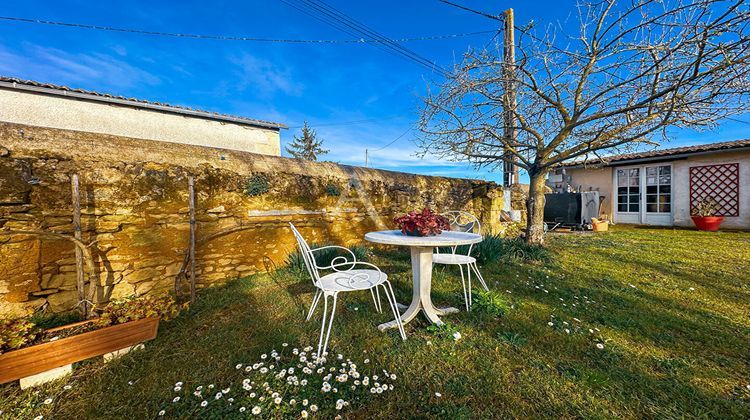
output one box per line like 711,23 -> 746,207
442,211 -> 481,234
289,223 -> 320,285
440,211 -> 482,255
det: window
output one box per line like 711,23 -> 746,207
645,166 -> 671,213
617,168 -> 640,213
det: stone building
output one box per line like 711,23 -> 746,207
0,77 -> 284,156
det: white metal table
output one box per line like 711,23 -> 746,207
364,230 -> 482,330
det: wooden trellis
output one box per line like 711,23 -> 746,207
689,163 -> 740,217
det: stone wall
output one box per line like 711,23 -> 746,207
0,122 -> 504,317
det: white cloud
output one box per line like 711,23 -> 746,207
229,53 -> 302,97
0,43 -> 160,89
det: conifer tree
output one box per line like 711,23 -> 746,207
286,121 -> 328,161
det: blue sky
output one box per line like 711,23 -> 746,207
1,0 -> 747,183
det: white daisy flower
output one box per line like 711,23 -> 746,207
435,392 -> 442,397
453,332 -> 462,341
252,406 -> 262,415
596,343 -> 605,349
310,404 -> 318,412
43,398 -> 53,405
158,410 -> 165,416
200,401 -> 208,407
173,396 -> 180,403
301,410 -> 309,418
239,407 -> 246,413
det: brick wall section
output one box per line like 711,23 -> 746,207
0,122 -> 503,316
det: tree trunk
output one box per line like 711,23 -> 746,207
525,170 -> 549,245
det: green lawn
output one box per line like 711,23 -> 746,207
2,226 -> 749,419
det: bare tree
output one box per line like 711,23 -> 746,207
419,0 -> 750,244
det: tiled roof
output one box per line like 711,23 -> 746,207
560,139 -> 750,167
0,76 -> 286,130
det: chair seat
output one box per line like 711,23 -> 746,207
316,269 -> 387,292
432,253 -> 476,265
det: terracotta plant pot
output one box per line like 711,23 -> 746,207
0,317 -> 160,385
691,216 -> 724,231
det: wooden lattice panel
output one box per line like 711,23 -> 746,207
689,163 -> 740,217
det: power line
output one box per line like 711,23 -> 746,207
725,116 -> 750,125
281,0 -> 450,77
286,0 -> 440,72
371,127 -> 413,152
0,15 -> 493,44
287,114 -> 404,129
437,0 -> 503,21
301,0 -> 447,75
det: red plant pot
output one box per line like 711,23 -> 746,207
691,216 -> 724,231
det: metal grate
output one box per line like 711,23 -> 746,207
689,163 -> 740,217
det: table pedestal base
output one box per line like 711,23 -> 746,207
378,246 -> 458,331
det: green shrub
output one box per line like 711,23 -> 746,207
244,174 -> 270,196
495,237 -> 549,262
0,317 -> 37,354
28,311 -> 84,330
325,183 -> 341,197
443,234 -> 548,265
472,290 -> 511,317
426,322 -> 462,340
285,243 -> 369,273
96,295 -> 186,327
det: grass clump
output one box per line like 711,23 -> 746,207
472,290 -> 512,318
451,234 -> 550,265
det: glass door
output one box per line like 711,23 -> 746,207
644,165 -> 673,225
615,167 -> 641,224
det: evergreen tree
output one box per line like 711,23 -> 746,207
286,121 -> 328,161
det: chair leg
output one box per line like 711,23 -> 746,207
466,264 -> 473,308
316,293 -> 329,359
370,287 -> 382,313
382,281 -> 406,341
318,292 -> 338,359
306,289 -> 322,321
458,265 -> 469,311
471,262 -> 490,291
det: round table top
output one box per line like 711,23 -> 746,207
364,230 -> 482,247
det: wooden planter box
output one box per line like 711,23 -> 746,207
0,317 -> 159,385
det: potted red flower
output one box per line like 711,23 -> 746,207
394,208 -> 451,236
691,198 -> 724,231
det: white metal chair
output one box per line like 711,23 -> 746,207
289,223 -> 406,359
434,211 -> 490,310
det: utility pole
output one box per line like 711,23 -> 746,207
502,8 -> 519,187
365,148 -> 368,167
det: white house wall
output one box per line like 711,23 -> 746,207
0,89 -> 281,156
561,149 -> 750,229
672,150 -> 750,229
